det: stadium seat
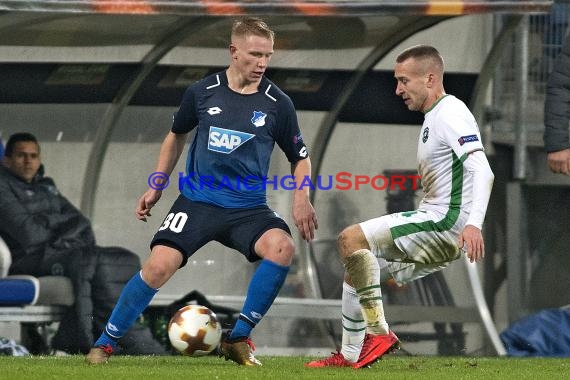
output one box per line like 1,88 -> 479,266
0,236 -> 74,353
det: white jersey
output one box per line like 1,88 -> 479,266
360,94 -> 488,284
417,94 -> 484,214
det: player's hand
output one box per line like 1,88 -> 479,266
135,188 -> 162,222
458,224 -> 484,263
292,193 -> 318,242
547,149 -> 570,175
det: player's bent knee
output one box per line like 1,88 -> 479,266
255,229 -> 295,266
141,264 -> 175,288
141,250 -> 180,288
337,224 -> 368,259
270,238 -> 295,265
256,231 -> 295,266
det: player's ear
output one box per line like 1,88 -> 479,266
425,72 -> 435,88
229,43 -> 238,59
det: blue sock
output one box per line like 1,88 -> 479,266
230,260 -> 289,340
94,271 -> 158,349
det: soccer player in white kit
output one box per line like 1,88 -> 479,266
306,45 -> 494,368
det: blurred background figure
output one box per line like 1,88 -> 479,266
0,132 -> 167,355
544,30 -> 570,175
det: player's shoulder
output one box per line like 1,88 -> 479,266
438,95 -> 472,116
440,94 -> 463,107
259,76 -> 291,105
189,71 -> 225,92
179,71 -> 226,104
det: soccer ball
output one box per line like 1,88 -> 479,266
167,304 -> 222,356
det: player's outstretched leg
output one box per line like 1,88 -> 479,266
218,260 -> 288,366
305,282 -> 365,368
343,248 -> 399,368
86,271 -> 158,364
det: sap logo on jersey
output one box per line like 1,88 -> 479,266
208,126 -> 255,153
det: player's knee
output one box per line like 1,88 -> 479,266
337,224 -> 367,259
260,237 -> 295,266
269,237 -> 295,265
141,260 -> 175,288
256,230 -> 294,266
337,228 -> 354,259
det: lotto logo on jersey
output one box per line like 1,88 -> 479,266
208,126 -> 255,154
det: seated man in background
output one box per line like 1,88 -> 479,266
0,132 -> 166,355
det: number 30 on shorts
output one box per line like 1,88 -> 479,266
158,212 -> 188,233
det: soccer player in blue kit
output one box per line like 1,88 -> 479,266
86,17 -> 318,366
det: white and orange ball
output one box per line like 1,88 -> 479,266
167,305 -> 222,356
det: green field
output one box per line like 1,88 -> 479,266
1,355 -> 569,380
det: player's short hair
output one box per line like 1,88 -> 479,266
4,132 -> 39,157
396,45 -> 444,74
231,17 -> 275,43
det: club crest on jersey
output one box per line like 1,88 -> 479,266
208,126 -> 255,154
251,111 -> 267,127
458,134 -> 479,146
422,127 -> 429,143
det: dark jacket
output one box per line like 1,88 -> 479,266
0,165 -> 95,275
0,165 -> 165,355
544,32 -> 570,153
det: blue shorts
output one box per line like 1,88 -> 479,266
150,195 -> 291,266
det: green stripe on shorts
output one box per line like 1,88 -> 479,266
391,151 -> 465,239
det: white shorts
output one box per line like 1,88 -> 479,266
359,208 -> 465,284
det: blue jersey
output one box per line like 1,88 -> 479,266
172,71 -> 308,208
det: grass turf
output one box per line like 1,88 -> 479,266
1,355 -> 569,380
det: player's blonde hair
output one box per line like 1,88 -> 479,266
231,17 -> 275,43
